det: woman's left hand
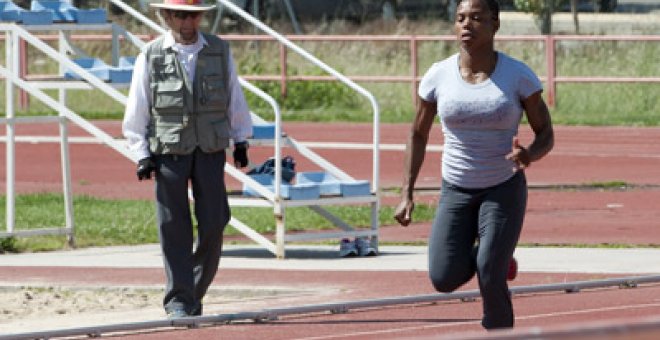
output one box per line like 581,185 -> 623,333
506,137 -> 530,170
508,91 -> 554,171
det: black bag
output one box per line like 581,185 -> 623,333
247,156 -> 296,183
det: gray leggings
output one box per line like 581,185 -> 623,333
428,171 -> 527,329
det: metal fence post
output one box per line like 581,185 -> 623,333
280,42 -> 287,97
410,36 -> 418,108
545,34 -> 556,107
19,38 -> 28,110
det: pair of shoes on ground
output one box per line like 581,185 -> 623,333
340,237 -> 377,257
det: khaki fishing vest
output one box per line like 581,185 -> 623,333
146,33 -> 231,155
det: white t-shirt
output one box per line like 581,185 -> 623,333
418,52 -> 543,189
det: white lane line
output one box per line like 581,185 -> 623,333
0,136 -> 444,152
3,136 -> 660,159
300,142 -> 444,152
291,302 -> 660,340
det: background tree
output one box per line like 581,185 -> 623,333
514,0 -> 577,34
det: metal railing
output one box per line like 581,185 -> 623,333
220,34 -> 660,108
13,33 -> 660,108
213,0 -> 381,194
0,22 -> 144,243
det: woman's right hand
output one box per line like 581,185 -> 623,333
394,198 -> 415,227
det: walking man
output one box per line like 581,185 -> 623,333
122,0 -> 253,318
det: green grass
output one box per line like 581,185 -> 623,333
0,194 -> 157,252
3,192 -> 654,253
0,193 -> 436,253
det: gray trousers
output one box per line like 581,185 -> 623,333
154,148 -> 230,314
428,171 -> 527,329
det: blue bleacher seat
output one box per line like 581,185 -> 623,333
109,68 -> 132,83
243,173 -> 273,197
243,173 -> 321,200
296,172 -> 371,197
71,8 -> 106,24
252,123 -> 276,139
0,0 -> 53,25
282,183 -> 320,200
64,57 -> 111,81
20,10 -> 52,25
109,56 -> 136,83
31,0 -> 106,24
64,57 -> 135,83
114,57 -> 135,82
31,0 -> 73,21
296,172 -> 341,196
339,180 -> 371,197
118,56 -> 136,68
0,0 -> 25,22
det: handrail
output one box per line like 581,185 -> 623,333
228,80 -> 283,200
214,0 -> 381,193
106,0 -> 164,34
0,25 -> 128,105
14,32 -> 660,109
0,24 -> 137,161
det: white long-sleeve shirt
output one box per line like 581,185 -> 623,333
122,31 -> 252,160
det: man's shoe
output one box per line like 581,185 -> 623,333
166,308 -> 189,319
507,257 -> 518,281
191,304 -> 203,316
339,238 -> 358,257
355,237 -> 377,256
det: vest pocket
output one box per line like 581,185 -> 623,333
201,74 -> 227,108
213,118 -> 231,139
150,121 -> 184,154
210,119 -> 231,151
154,80 -> 185,109
195,115 -> 230,152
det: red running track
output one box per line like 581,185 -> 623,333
1,122 -> 659,246
2,122 -> 660,338
2,266 -> 660,339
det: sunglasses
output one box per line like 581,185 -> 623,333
170,10 -> 202,20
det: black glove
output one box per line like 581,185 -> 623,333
136,157 -> 156,181
233,141 -> 249,168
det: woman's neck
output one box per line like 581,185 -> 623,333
458,49 -> 498,84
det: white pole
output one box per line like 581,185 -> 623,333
5,29 -> 17,234
58,31 -> 75,247
111,23 -> 120,66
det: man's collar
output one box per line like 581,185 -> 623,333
163,31 -> 208,49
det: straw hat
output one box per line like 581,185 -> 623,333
150,0 -> 215,12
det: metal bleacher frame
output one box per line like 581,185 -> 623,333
1,10 -> 143,244
1,0 -> 380,259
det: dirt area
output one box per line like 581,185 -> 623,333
1,285 -> 157,320
0,284 -> 327,333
